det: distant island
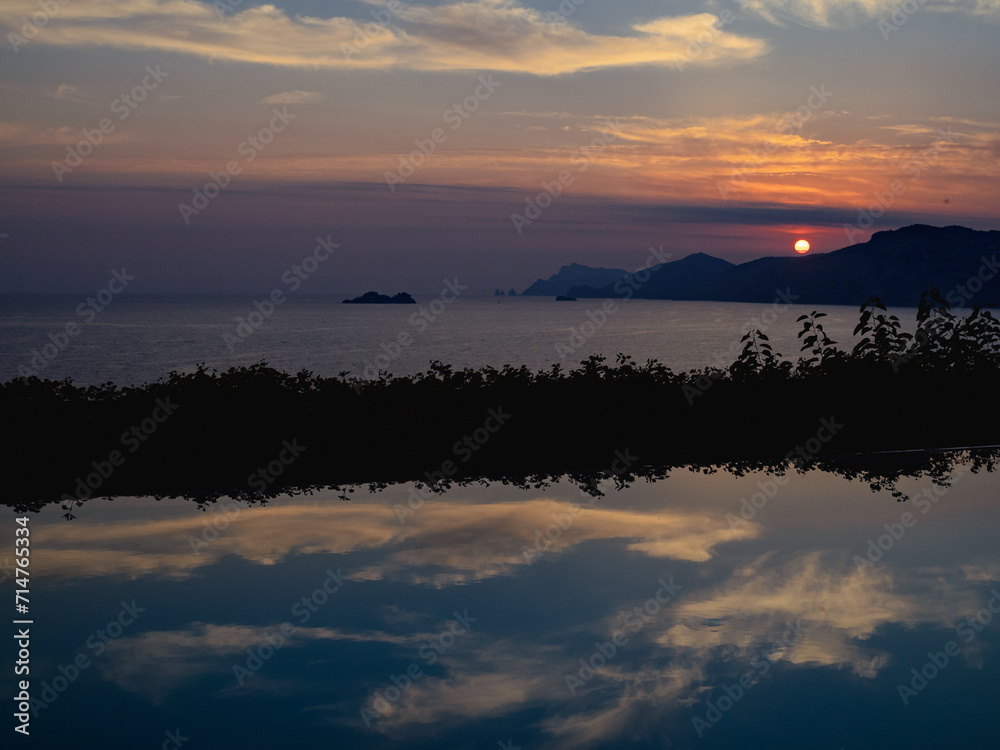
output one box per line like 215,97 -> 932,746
519,225 -> 1000,306
343,291 -> 416,304
555,295 -> 577,301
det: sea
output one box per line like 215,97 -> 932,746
0,294 -> 921,385
5,293 -> 996,750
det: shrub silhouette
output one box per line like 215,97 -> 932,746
3,290 -> 998,512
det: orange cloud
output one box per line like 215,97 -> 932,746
29,492 -> 757,584
0,0 -> 768,75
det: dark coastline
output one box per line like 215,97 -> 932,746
4,292 -> 999,513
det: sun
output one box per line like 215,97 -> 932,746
794,239 -> 810,254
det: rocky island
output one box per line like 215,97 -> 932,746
342,291 -> 416,304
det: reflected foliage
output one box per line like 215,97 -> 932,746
4,291 -> 999,513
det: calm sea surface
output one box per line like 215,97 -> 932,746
14,467 -> 1000,749
0,294 -> 921,386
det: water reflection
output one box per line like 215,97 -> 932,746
32,498 -> 758,584
17,465 -> 1000,749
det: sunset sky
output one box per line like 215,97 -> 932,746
1,0 -> 997,293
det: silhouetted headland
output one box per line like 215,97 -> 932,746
521,225 -> 1000,305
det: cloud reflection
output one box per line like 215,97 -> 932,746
31,495 -> 758,583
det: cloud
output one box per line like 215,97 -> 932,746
81,506 -> 992,741
346,549 -> 983,745
0,0 -> 769,75
101,621 -> 421,703
29,494 -> 757,584
653,550 -> 979,681
738,0 -> 1000,29
540,552 -> 982,747
354,640 -> 558,733
259,90 -> 328,104
0,121 -> 130,147
50,84 -> 92,103
962,563 -> 1000,581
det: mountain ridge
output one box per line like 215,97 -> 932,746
520,225 -> 1000,306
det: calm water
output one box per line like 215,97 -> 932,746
4,294 -> 995,748
9,466 -> 1000,749
0,294 -> 920,386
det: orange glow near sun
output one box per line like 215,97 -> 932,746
794,239 -> 810,254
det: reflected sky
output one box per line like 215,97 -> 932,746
8,464 -> 1000,749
